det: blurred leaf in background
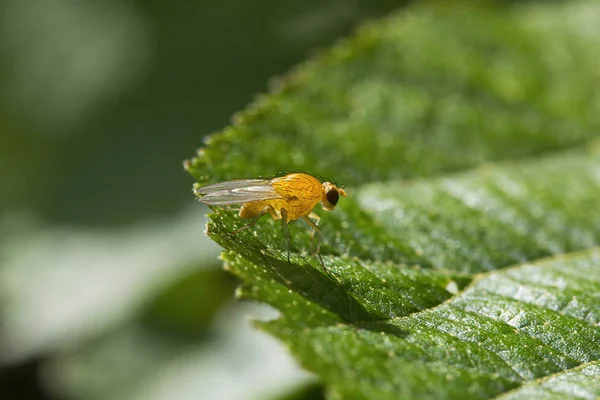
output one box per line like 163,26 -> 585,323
0,0 -> 402,399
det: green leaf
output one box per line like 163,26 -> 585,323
185,1 -> 600,398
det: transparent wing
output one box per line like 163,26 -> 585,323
195,179 -> 283,206
195,179 -> 269,194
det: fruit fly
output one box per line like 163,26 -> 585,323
195,173 -> 347,270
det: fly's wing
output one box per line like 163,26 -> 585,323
195,179 -> 267,194
195,179 -> 283,206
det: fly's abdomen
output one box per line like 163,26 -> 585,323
239,201 -> 269,219
240,199 -> 287,220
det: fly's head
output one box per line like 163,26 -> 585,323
321,182 -> 347,211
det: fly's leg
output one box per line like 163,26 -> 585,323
280,208 -> 292,263
233,212 -> 265,234
305,213 -> 321,254
303,214 -> 327,273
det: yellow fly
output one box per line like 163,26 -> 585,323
195,172 -> 347,268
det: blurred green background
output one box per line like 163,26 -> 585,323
0,1 -> 401,399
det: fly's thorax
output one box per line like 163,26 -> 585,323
321,182 -> 347,211
275,196 -> 319,221
271,173 -> 322,199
